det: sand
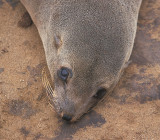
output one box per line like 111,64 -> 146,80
0,0 -> 160,139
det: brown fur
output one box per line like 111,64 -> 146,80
20,0 -> 142,122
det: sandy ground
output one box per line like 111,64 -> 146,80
0,0 -> 160,140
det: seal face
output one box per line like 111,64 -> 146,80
20,0 -> 142,122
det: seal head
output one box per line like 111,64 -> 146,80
20,0 -> 142,122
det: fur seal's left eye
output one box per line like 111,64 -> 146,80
58,67 -> 72,82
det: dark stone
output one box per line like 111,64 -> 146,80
9,100 -> 37,119
18,12 -> 33,28
0,0 -> 4,7
5,0 -> 19,9
0,68 -> 4,74
33,133 -> 43,140
20,127 -> 30,136
1,48 -> 8,54
53,111 -> 106,140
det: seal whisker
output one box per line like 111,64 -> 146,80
42,69 -> 52,91
44,73 -> 54,94
42,68 -> 57,111
45,79 -> 54,98
42,68 -> 54,98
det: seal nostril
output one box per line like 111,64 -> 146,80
62,114 -> 72,121
93,88 -> 107,100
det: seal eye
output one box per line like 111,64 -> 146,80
93,88 -> 107,100
61,69 -> 69,76
58,67 -> 72,82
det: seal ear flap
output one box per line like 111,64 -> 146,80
93,88 -> 107,100
54,34 -> 62,49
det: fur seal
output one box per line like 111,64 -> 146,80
20,0 -> 142,122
